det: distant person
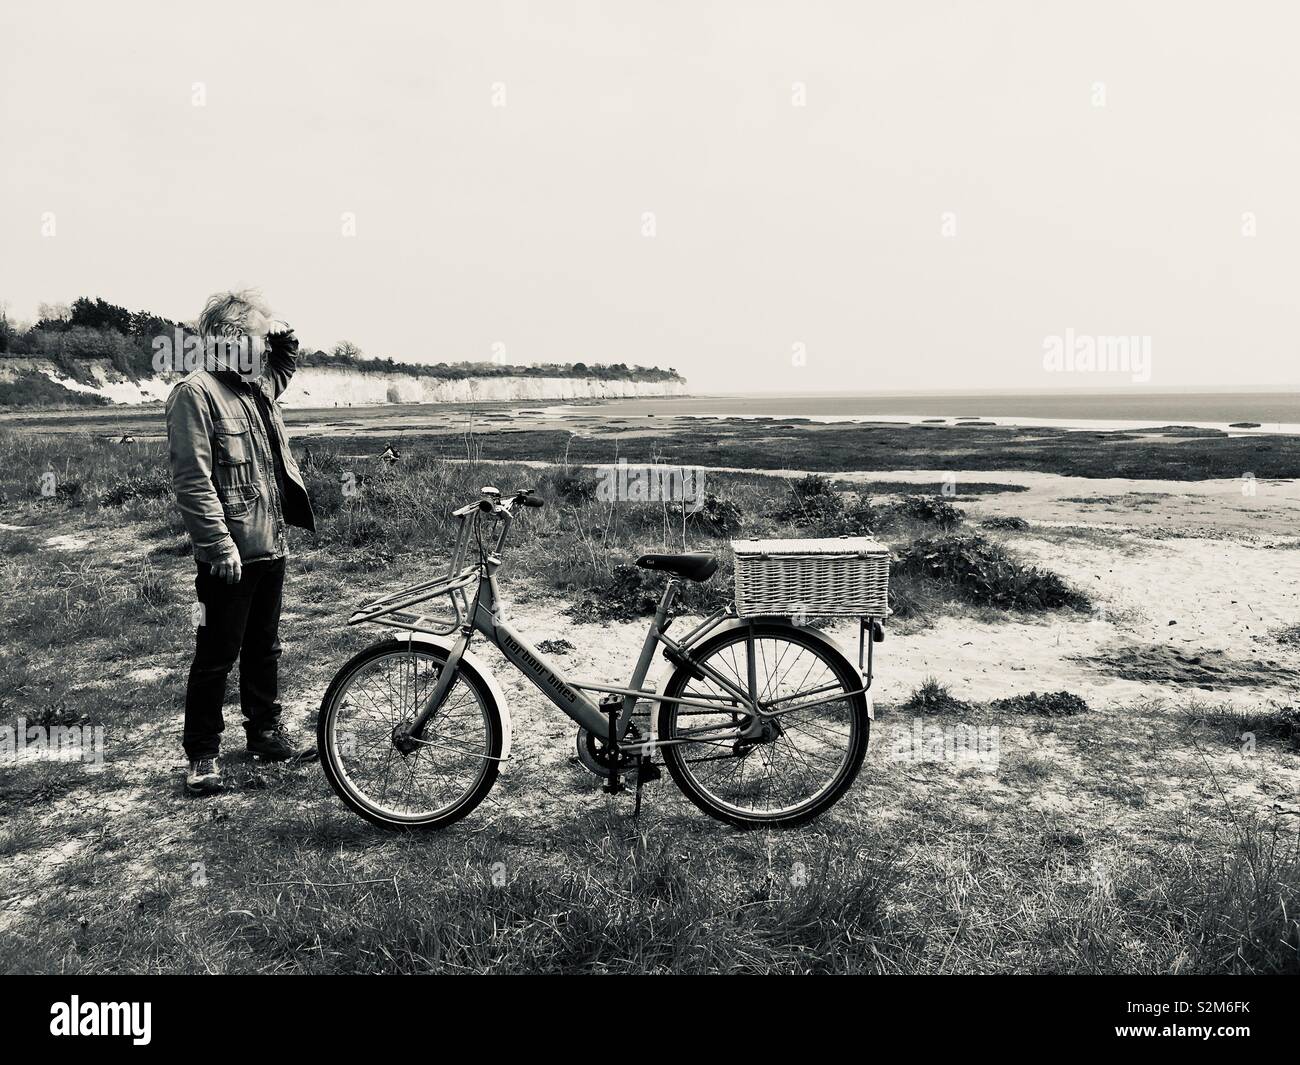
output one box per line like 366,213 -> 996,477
380,444 -> 400,464
165,289 -> 317,796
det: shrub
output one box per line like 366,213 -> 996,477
564,560 -> 727,621
902,678 -> 972,715
302,467 -> 348,518
1183,703 -> 1300,750
54,480 -> 83,504
770,475 -> 876,535
844,496 -> 887,532
100,471 -> 172,507
540,472 -> 597,505
893,533 -> 1091,612
565,564 -> 663,621
685,494 -> 743,536
988,691 -> 1090,717
981,516 -> 1029,531
892,495 -> 965,530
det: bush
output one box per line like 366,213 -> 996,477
684,493 -> 743,536
981,516 -> 1030,531
565,564 -> 663,621
302,467 -> 348,518
540,472 -> 597,505
564,559 -> 727,621
771,475 -> 876,535
988,691 -> 1090,717
45,480 -> 84,505
100,471 -> 171,507
892,495 -> 965,530
902,678 -> 972,715
893,533 -> 1091,612
1183,703 -> 1300,750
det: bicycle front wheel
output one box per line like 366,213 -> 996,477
318,639 -> 502,830
657,622 -> 869,827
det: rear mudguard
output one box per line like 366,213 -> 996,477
400,631 -> 513,759
652,618 -> 874,722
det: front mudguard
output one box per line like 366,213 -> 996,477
400,631 -> 513,759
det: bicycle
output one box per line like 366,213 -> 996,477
318,486 -> 886,829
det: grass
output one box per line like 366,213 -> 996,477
1179,701 -> 1300,749
10,408 -> 1300,479
0,426 -> 1297,973
307,420 -> 1300,480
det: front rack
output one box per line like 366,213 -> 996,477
347,504 -> 487,636
348,568 -> 475,636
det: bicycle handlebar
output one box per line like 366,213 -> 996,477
473,490 -> 545,514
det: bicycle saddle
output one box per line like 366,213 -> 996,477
634,552 -> 718,582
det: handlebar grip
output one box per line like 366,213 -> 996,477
477,499 -> 494,512
519,495 -> 545,508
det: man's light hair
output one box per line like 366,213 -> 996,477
198,288 -> 273,339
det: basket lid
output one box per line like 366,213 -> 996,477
731,536 -> 889,557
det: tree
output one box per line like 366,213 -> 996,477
70,296 -> 132,334
36,302 -> 71,327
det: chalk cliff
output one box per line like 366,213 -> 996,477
0,357 -> 686,407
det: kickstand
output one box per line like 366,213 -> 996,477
631,755 -> 660,818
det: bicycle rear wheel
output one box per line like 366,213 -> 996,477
657,622 -> 869,827
318,639 -> 502,830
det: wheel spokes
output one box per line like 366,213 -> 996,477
329,652 -> 490,820
672,635 -> 855,817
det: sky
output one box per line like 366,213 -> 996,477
1,0 -> 1297,393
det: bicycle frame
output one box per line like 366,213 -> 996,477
348,501 -> 874,760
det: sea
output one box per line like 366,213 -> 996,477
553,390 -> 1300,435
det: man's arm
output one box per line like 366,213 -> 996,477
263,328 -> 299,399
165,382 -> 239,569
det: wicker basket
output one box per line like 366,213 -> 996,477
731,537 -> 890,619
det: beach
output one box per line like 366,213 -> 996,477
1,405 -> 1298,973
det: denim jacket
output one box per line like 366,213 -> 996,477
165,334 -> 315,565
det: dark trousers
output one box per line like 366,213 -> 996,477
183,557 -> 286,760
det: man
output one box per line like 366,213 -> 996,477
166,289 -> 317,795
